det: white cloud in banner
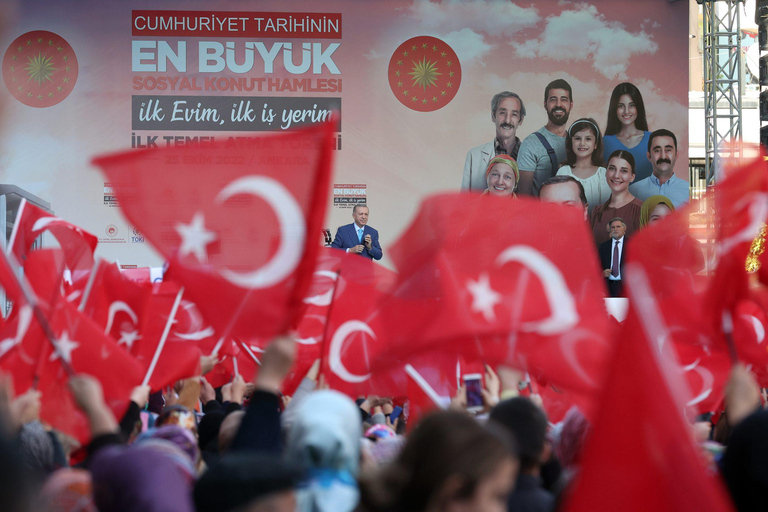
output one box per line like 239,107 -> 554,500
409,0 -> 540,37
442,29 -> 494,64
514,4 -> 658,80
364,48 -> 384,60
631,78 -> 688,139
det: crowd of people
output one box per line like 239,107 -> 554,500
461,80 -> 689,297
1,333 -> 766,511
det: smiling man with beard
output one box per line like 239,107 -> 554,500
462,91 -> 526,192
517,79 -> 573,196
629,129 -> 689,208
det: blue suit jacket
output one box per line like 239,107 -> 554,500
331,223 -> 382,260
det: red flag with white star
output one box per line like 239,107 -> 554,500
79,259 -> 149,352
129,282 -> 202,391
564,267 -> 734,512
8,198 -> 97,271
319,253 -> 399,397
93,121 -> 335,341
36,299 -> 143,443
377,194 -> 611,396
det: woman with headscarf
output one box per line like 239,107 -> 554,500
483,154 -> 519,198
90,442 -> 196,512
639,195 -> 675,228
284,390 -> 362,512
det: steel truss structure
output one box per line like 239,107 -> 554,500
701,0 -> 744,184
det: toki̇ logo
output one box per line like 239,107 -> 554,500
131,228 -> 145,243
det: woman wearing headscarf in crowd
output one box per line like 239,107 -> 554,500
556,117 -> 609,215
602,82 -> 653,182
285,390 -> 363,512
590,150 -> 644,246
358,411 -> 518,512
483,154 -> 519,198
639,195 -> 675,228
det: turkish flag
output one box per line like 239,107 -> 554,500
320,255 -> 398,397
35,299 -> 144,443
731,288 -> 768,386
204,340 -> 258,389
707,157 -> 768,328
377,194 -> 611,395
79,259 -> 149,351
93,121 -> 335,341
626,176 -> 768,414
131,282 -> 202,390
564,267 -> 735,512
8,198 -> 97,271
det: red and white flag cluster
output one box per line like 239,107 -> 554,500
0,116 -> 766,511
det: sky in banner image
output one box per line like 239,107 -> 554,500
0,0 -> 688,269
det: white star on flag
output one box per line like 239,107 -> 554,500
466,273 -> 502,322
49,331 -> 80,364
118,329 -> 141,350
175,212 -> 218,262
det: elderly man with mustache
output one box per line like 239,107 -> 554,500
462,91 -> 526,192
629,129 -> 689,208
517,78 -> 573,197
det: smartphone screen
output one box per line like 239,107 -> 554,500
390,406 -> 403,421
465,376 -> 483,409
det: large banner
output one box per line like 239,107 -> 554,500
0,0 -> 688,268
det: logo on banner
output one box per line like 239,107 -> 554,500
2,30 -> 79,108
388,36 -> 461,112
131,228 -> 145,243
105,224 -> 118,238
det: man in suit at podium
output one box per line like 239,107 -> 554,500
599,217 -> 627,297
331,203 -> 383,260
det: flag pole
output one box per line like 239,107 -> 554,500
77,258 -> 101,313
209,288 -> 255,357
235,339 -> 261,366
405,364 -> 445,408
142,286 -> 184,386
2,251 -> 75,379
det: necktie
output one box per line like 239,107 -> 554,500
357,228 -> 363,243
611,241 -> 620,277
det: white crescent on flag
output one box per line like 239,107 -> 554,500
173,300 -> 215,340
741,313 -> 766,344
0,305 -> 33,359
495,245 -> 579,335
681,357 -> 714,408
557,328 -> 603,389
303,270 -> 339,306
216,176 -> 306,289
328,320 -> 375,383
105,301 -> 138,335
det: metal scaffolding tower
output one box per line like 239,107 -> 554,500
701,0 -> 744,184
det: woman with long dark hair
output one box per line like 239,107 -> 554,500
602,83 -> 652,182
